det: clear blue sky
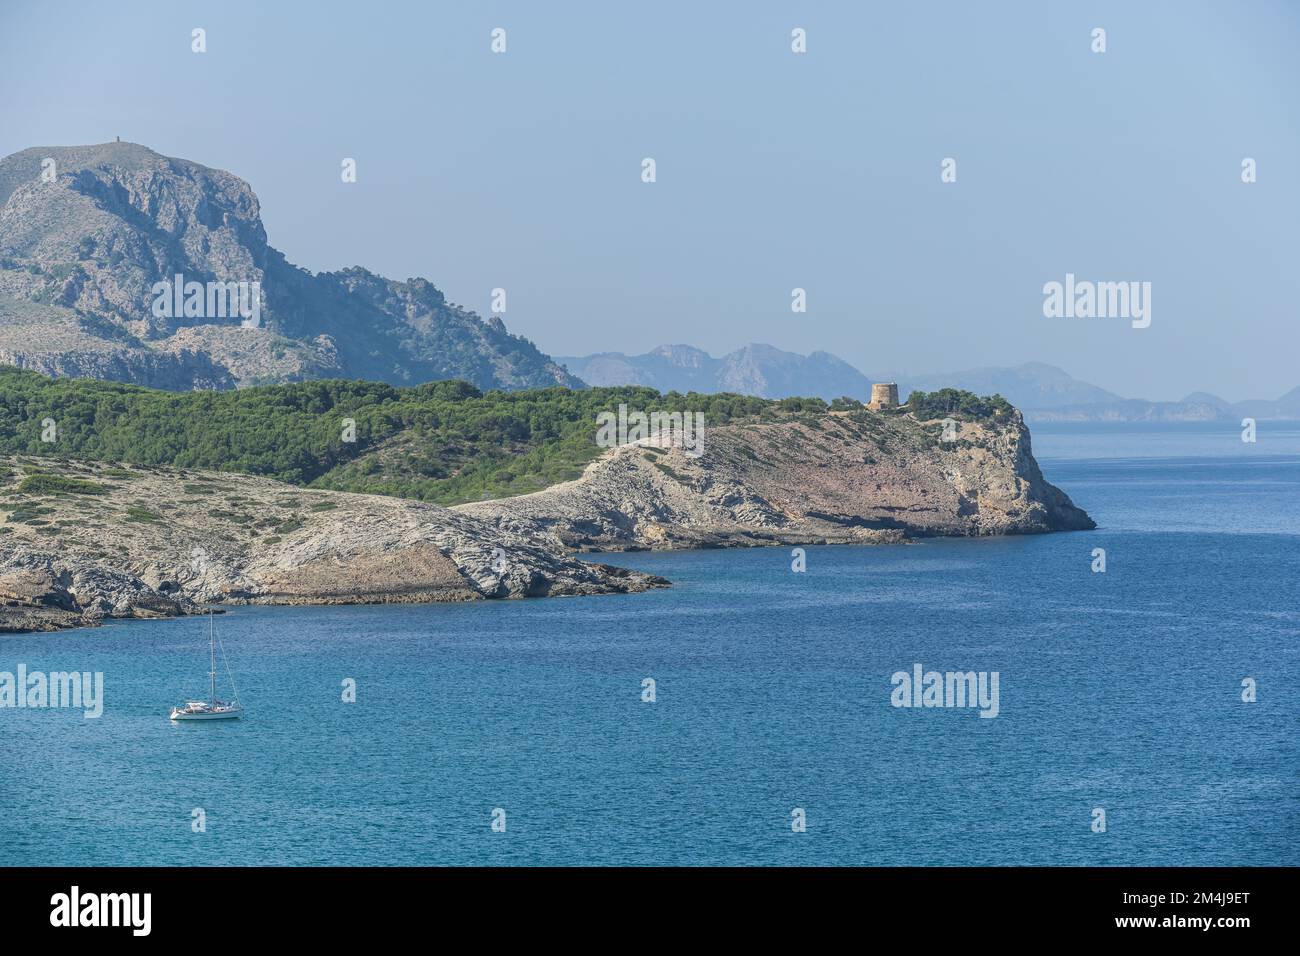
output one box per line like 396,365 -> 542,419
2,0 -> 1297,401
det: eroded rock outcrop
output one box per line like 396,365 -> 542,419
457,409 -> 1093,550
0,457 -> 666,632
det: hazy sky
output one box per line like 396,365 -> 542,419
2,1 -> 1297,401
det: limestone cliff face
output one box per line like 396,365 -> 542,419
457,409 -> 1094,550
0,142 -> 580,390
0,288 -> 241,388
0,457 -> 664,632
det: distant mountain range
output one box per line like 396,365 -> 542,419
911,364 -> 1300,422
897,362 -> 1123,411
1,142 -> 1293,421
559,346 -> 1300,422
0,142 -> 578,390
556,344 -> 875,400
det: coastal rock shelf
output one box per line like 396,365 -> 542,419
0,458 -> 666,633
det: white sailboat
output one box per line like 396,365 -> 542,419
170,609 -> 243,721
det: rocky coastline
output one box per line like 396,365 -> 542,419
0,407 -> 1092,634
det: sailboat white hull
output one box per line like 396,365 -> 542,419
170,707 -> 242,721
170,609 -> 243,721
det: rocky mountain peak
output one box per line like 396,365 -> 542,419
0,142 -> 579,391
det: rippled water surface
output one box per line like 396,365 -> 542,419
2,423 -> 1296,864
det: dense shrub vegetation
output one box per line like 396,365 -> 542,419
0,369 -> 1016,505
907,388 -> 1015,422
16,473 -> 108,495
0,369 -> 781,504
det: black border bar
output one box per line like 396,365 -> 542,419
0,866 -> 1284,941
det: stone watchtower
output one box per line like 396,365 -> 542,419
867,382 -> 899,410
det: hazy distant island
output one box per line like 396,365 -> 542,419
561,349 -> 1300,424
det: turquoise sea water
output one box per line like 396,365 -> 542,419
1,423 -> 1297,865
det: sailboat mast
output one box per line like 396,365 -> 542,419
209,610 -> 217,705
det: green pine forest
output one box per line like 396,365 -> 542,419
0,367 -> 1008,506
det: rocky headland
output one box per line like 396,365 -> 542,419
0,402 -> 1093,634
458,407 -> 1093,550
